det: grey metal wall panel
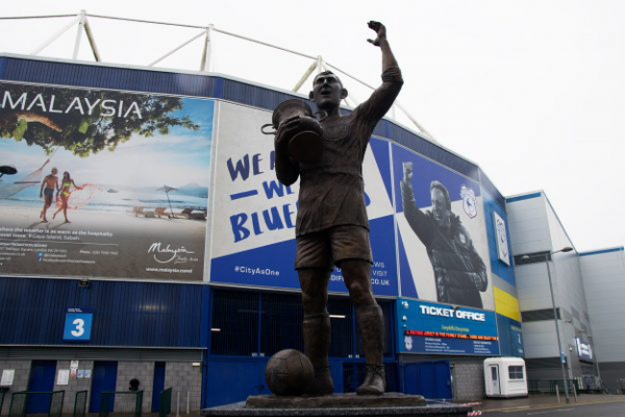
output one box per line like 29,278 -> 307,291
581,250 -> 625,362
506,195 -> 551,255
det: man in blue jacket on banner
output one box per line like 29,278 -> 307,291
401,162 -> 488,309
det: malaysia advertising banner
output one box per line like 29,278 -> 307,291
397,298 -> 500,355
392,144 -> 495,310
208,101 -> 398,296
0,82 -> 213,281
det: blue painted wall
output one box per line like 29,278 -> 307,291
496,314 -> 524,357
0,277 -> 205,347
482,187 -> 517,287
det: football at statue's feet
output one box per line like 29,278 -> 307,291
265,349 -> 314,396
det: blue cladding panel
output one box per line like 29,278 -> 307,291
506,192 -> 542,203
222,79 -> 298,111
0,57 -> 7,79
0,277 -> 203,347
496,314 -> 524,357
479,170 -> 506,209
2,58 -> 219,98
482,187 -> 516,286
383,122 -> 481,181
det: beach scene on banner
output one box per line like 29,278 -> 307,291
0,82 -> 213,281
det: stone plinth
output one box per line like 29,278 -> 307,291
201,393 -> 470,417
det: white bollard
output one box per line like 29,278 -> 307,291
573,384 -> 578,402
176,391 -> 180,417
186,391 -> 190,414
556,384 -> 561,403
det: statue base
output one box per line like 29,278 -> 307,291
201,393 -> 472,417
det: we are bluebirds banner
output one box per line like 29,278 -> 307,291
208,101 -> 398,296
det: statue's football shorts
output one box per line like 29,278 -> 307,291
295,225 -> 373,271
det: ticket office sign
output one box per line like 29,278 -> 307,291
397,299 -> 500,355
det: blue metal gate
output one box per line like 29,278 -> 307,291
26,360 -> 57,413
151,362 -> 166,412
402,361 -> 452,400
89,362 -> 117,413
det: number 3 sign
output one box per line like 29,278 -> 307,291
63,308 -> 93,341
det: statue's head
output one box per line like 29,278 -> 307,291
309,71 -> 348,112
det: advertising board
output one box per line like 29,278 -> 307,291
0,82 -> 213,281
576,337 -> 593,362
397,298 -> 500,355
392,144 -> 494,310
208,101 -> 398,295
0,79 -> 508,307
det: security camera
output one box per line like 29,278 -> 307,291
78,278 -> 90,288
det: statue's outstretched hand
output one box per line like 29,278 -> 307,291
367,21 -> 387,47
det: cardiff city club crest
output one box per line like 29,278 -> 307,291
460,185 -> 478,219
493,211 -> 510,265
404,335 -> 413,351
496,218 -> 508,258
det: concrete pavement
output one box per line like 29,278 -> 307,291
479,393 -> 625,413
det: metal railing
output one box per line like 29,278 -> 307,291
8,390 -> 65,417
528,379 -> 578,395
99,391 -> 143,417
73,390 -> 88,417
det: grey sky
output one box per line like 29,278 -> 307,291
1,0 -> 623,251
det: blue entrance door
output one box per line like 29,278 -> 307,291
402,361 -> 452,399
26,360 -> 57,413
89,361 -> 118,413
151,362 -> 166,412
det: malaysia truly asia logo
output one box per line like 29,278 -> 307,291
148,242 -> 196,264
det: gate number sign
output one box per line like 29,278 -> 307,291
63,308 -> 93,341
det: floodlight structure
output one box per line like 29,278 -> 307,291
0,10 -> 434,142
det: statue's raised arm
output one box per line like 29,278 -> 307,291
353,21 -> 403,128
367,21 -> 400,72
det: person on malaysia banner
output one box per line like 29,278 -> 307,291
274,21 -> 403,396
400,161 -> 488,309
52,171 -> 83,223
39,166 -> 59,223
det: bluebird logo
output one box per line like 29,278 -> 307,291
37,252 -> 45,262
460,185 -> 478,219
404,336 -> 413,351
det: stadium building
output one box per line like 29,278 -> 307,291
0,11 -> 621,414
